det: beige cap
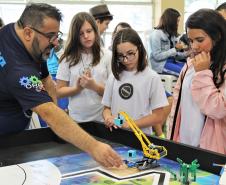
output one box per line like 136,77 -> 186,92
89,4 -> 113,20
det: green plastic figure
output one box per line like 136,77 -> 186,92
189,159 -> 200,181
177,158 -> 200,184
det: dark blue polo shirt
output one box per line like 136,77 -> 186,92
0,23 -> 52,135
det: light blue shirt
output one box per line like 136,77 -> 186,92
47,49 -> 59,76
149,29 -> 187,73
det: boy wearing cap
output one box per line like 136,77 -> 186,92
90,4 -> 113,46
216,2 -> 226,19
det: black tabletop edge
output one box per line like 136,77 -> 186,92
0,121 -> 225,175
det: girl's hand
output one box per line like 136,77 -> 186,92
191,51 -> 211,72
76,77 -> 83,92
104,116 -> 119,132
80,71 -> 95,90
121,121 -> 130,129
175,42 -> 184,51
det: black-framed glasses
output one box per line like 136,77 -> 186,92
117,49 -> 138,63
29,27 -> 63,43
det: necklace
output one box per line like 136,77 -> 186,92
79,53 -> 93,76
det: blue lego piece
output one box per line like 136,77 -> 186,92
114,114 -> 124,126
128,150 -> 136,158
123,160 -> 136,168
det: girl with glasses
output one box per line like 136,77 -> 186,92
102,28 -> 169,136
56,12 -> 111,123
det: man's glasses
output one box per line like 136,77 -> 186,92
117,49 -> 138,63
29,27 -> 63,43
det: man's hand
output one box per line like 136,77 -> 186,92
33,102 -> 123,168
89,141 -> 123,168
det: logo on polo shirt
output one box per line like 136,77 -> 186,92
19,75 -> 44,92
0,55 -> 6,67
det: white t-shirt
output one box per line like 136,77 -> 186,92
56,48 -> 111,122
180,66 -> 205,146
102,66 -> 168,135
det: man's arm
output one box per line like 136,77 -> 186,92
41,75 -> 57,104
32,102 -> 122,167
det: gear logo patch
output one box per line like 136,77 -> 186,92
19,75 -> 43,92
119,83 -> 133,99
29,76 -> 41,84
0,55 -> 6,67
19,77 -> 30,87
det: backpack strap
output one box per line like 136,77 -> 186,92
170,64 -> 188,140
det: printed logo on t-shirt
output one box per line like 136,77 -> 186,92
19,75 -> 44,92
119,83 -> 133,99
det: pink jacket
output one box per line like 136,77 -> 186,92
168,60 -> 226,154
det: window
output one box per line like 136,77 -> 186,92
0,1 -> 153,49
184,0 -> 225,26
102,4 -> 152,49
0,4 -> 25,25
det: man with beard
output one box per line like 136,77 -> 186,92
0,3 -> 122,168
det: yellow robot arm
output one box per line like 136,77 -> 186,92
119,111 -> 167,160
